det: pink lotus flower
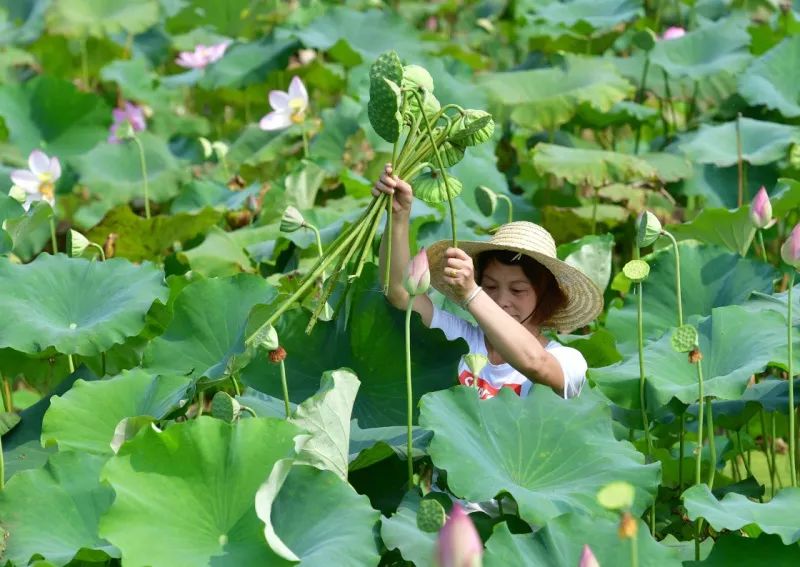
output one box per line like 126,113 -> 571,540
782,223 -> 800,270
435,503 -> 482,567
750,186 -> 775,229
175,41 -> 231,69
109,102 -> 147,144
579,544 -> 600,567
259,76 -> 309,131
662,26 -> 686,40
404,247 -> 430,296
9,149 -> 61,210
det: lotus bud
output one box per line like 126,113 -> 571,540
199,137 -> 214,158
435,503 -> 483,567
68,230 -> 91,258
404,248 -> 431,296
662,26 -> 685,40
8,185 -> 26,205
635,211 -> 662,248
280,206 -> 306,233
749,186 -> 774,229
781,223 -> 800,270
579,544 -> 600,567
465,354 -> 488,379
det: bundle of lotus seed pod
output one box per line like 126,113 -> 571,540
248,51 -> 495,341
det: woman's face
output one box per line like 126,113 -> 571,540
479,258 -> 538,324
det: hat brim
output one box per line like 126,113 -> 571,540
426,239 -> 603,333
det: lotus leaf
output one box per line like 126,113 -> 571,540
199,36 -> 297,90
527,0 -> 642,31
682,533 -> 800,566
667,207 -> 755,257
380,491 -> 437,567
46,0 -> 159,38
739,35 -> 800,118
532,143 -> 658,186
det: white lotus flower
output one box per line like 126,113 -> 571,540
9,149 -> 61,211
259,76 -> 309,131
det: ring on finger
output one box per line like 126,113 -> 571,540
447,267 -> 458,277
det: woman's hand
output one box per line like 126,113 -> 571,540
372,163 -> 413,216
442,247 -> 478,302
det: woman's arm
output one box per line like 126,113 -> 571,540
375,164 -> 434,326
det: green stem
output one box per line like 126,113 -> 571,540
68,354 -> 75,374
301,125 -> 309,159
49,216 -> 58,254
686,81 -> 699,128
636,281 -> 653,455
634,56 -> 651,155
736,113 -> 744,208
789,271 -> 797,487
0,432 -> 4,491
591,186 -> 599,235
383,196 -> 393,295
197,390 -> 205,418
706,397 -> 716,488
497,194 -> 514,224
80,39 -> 89,88
630,530 -> 638,567
90,243 -> 106,261
662,69 -> 676,138
663,230 -> 684,325
405,299 -> 415,489
131,135 -> 151,219
279,360 -> 290,419
757,230 -> 767,261
220,154 -> 231,180
410,90 -> 457,247
757,411 -> 774,497
0,374 -> 11,412
695,365 -> 705,487
771,413 -> 779,494
241,406 -> 258,418
230,373 -> 241,397
679,412 -> 685,493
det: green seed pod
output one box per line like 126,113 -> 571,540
280,206 -> 306,233
622,259 -> 650,282
368,51 -> 404,143
449,110 -> 495,147
465,353 -> 488,377
416,497 -> 446,533
671,324 -> 698,353
68,230 -> 91,258
411,170 -> 463,205
437,140 -> 465,168
252,324 -> 280,351
211,391 -> 241,423
402,64 -> 434,92
636,211 -> 662,248
475,185 -> 498,217
597,481 -> 635,511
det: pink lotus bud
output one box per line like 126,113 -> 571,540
662,26 -> 686,40
579,544 -> 600,567
750,186 -> 774,229
782,223 -> 800,269
435,503 -> 483,567
404,248 -> 430,296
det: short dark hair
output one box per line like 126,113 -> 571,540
475,249 -> 567,326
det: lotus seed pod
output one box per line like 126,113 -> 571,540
280,206 -> 306,233
449,109 -> 495,147
211,391 -> 241,423
636,210 -> 662,248
465,353 -> 488,378
199,137 -> 213,158
597,481 -> 635,511
622,259 -> 650,282
632,29 -> 657,51
411,170 -> 463,205
68,230 -> 91,258
253,324 -> 280,351
417,498 -> 447,532
671,324 -> 698,353
475,185 -> 498,217
402,64 -> 434,92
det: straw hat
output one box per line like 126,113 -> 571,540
426,221 -> 603,332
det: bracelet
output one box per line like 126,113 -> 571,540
461,286 -> 482,310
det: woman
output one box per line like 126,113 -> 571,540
375,164 -> 603,400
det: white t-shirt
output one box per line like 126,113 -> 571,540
429,305 -> 587,400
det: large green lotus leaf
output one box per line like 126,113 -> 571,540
165,0 -> 277,37
254,463 -> 380,565
483,515 -> 681,567
2,440 -> 55,483
0,75 -> 110,157
291,6 -> 434,62
72,132 -> 188,229
557,233 -> 614,292
0,0 -> 47,46
739,35 -> 800,118
380,491 -> 437,567
241,264 -> 464,427
682,162 -> 778,209
478,56 -> 633,131
667,206 -> 755,257
772,178 -> 800,217
41,369 -> 192,455
349,422 -> 432,471
170,179 -> 263,214
99,417 -> 302,566
683,484 -> 800,545
605,242 -> 776,355
177,226 -> 256,277
419,387 -> 660,526
46,0 -> 159,37
532,143 -> 658,186
198,36 -> 297,90
683,533 -> 800,567
650,18 -> 751,80
0,451 -> 118,566
528,0 -> 642,30
0,254 -> 167,356
84,205 -> 222,263
99,57 -> 163,107
310,96 -> 362,173
289,369 -> 359,481
143,274 -> 275,382
673,118 -> 800,167
591,306 -> 787,410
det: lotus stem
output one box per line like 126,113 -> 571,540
49,216 -> 58,254
706,397 -> 716,488
68,354 -> 75,374
90,242 -> 106,261
279,360 -> 290,418
405,298 -> 415,489
497,194 -> 514,224
636,282 -> 653,455
759,409 -> 775,497
771,413 -> 779,493
241,406 -> 258,418
591,186 -> 599,235
736,113 -> 744,208
383,194 -> 393,295
197,390 -> 204,418
695,365 -> 705,486
662,230 -> 684,326
679,412 -> 685,493
0,434 -> 4,491
788,271 -> 797,487
662,69 -> 676,137
80,38 -> 89,88
634,56 -> 651,155
757,230 -> 767,261
0,375 -> 11,413
411,90 -> 457,247
630,530 -> 638,567
230,373 -> 241,397
301,125 -> 309,159
131,134 -> 151,219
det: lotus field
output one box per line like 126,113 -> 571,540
2,0 -> 800,566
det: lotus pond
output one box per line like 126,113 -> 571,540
1,0 -> 800,566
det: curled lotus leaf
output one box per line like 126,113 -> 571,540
367,51 -> 404,143
449,110 -> 495,147
411,170 -> 463,205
